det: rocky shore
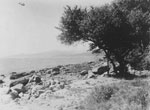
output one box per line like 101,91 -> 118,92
0,60 -> 149,110
0,60 -> 114,110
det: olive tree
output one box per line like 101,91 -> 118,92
57,0 -> 150,77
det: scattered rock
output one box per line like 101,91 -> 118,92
92,66 -> 109,75
39,90 -> 52,99
30,70 -> 36,74
23,93 -> 30,100
38,90 -> 45,94
47,70 -> 51,74
100,72 -> 109,77
54,79 -> 59,84
31,85 -> 43,94
34,76 -> 41,84
10,89 -> 19,99
80,70 -> 88,76
87,70 -> 95,78
53,86 -> 60,92
52,67 -> 60,71
43,80 -> 51,88
57,65 -> 63,68
1,60 -> 116,108
51,67 -> 60,75
50,79 -> 56,85
0,79 -> 4,84
49,85 -> 56,91
29,75 -> 42,84
10,83 -> 25,93
59,82 -> 65,89
88,61 -> 94,64
10,72 -> 17,75
0,74 -> 5,79
19,92 -> 24,98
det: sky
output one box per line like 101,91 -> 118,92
0,0 -> 113,58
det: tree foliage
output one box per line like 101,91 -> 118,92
57,0 -> 150,76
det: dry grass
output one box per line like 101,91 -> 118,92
78,79 -> 150,110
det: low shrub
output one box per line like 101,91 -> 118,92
79,80 -> 150,110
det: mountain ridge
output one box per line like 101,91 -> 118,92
5,50 -> 95,59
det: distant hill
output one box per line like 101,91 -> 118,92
6,50 -> 101,59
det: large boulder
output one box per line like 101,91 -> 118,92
92,66 -> 109,75
87,70 -> 95,78
51,67 -> 60,75
10,83 -> 26,93
9,76 -> 30,87
10,72 -> 31,80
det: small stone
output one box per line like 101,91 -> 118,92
52,67 -> 60,72
80,70 -> 88,76
0,79 -> 4,84
31,85 -> 43,94
30,70 -> 35,74
100,72 -> 109,77
19,92 -> 24,97
39,90 -> 52,99
52,71 -> 60,75
43,80 -> 51,88
51,80 -> 56,85
23,93 -> 30,100
10,89 -> 19,99
52,86 -> 59,92
49,85 -> 55,90
59,82 -> 65,89
34,76 -> 41,84
29,75 -> 42,84
47,70 -> 51,74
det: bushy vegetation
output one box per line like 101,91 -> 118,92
79,80 -> 150,110
58,0 -> 150,77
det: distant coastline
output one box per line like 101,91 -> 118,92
0,52 -> 102,74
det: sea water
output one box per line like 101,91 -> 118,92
0,56 -> 98,74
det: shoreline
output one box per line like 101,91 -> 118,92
0,56 -> 99,75
0,60 -> 149,110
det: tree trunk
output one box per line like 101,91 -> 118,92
103,49 -> 118,74
117,62 -> 130,77
102,49 -> 131,78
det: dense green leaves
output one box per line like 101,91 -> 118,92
57,0 -> 150,75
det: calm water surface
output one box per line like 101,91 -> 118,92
0,56 -> 98,74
